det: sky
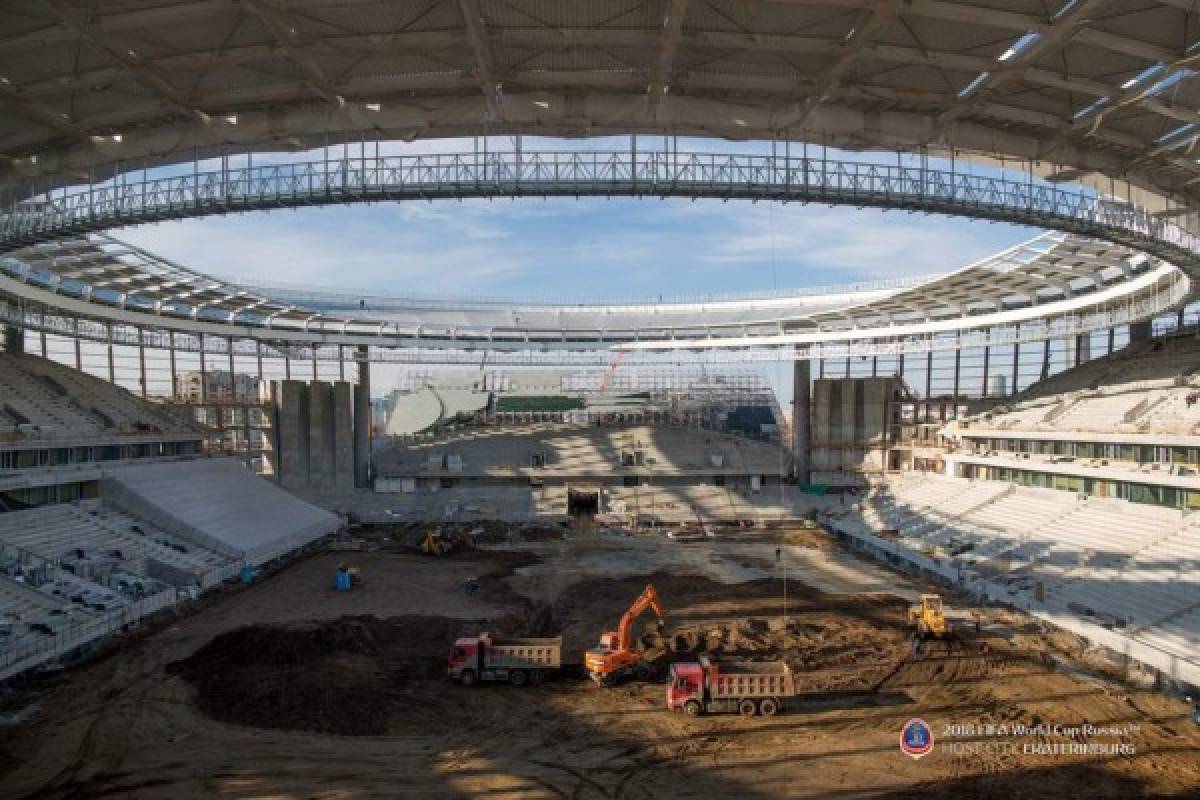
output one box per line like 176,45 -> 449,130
102,136 -> 1044,404
118,196 -> 1036,300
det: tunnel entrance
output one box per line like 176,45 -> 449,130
567,487 -> 600,518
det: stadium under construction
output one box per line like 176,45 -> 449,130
1,1 -> 1200,797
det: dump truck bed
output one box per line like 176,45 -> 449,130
708,659 -> 794,699
481,635 -> 562,669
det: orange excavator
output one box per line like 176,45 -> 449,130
584,584 -> 667,685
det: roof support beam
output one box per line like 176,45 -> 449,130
240,0 -> 346,108
648,0 -> 689,117
39,0 -> 212,125
774,0 -> 901,131
457,0 -> 502,120
0,81 -> 89,143
928,0 -> 1114,143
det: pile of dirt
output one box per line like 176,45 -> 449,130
167,615 -> 455,736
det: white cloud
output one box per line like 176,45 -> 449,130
117,195 -> 1035,300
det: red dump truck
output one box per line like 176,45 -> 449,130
448,633 -> 562,687
666,655 -> 794,716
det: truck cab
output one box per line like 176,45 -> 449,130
448,636 -> 482,681
666,662 -> 705,712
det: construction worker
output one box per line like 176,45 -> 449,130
1188,696 -> 1200,725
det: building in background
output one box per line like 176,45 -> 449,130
174,370 -> 261,403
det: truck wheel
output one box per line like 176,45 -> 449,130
459,669 -> 477,687
510,670 -> 528,687
759,698 -> 779,717
635,663 -> 653,680
683,700 -> 703,717
529,669 -> 545,686
738,699 -> 758,717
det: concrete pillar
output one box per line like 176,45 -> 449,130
981,345 -> 990,397
3,325 -> 22,354
1012,339 -> 1020,396
74,334 -> 81,370
1108,327 -> 1115,355
278,380 -> 310,490
106,324 -> 115,384
1040,339 -> 1052,381
138,328 -> 147,398
39,330 -> 46,357
199,333 -> 207,402
1070,333 -> 1091,368
952,345 -> 961,397
168,333 -> 177,399
228,337 -> 236,401
309,381 -> 335,489
925,350 -> 933,398
1130,319 -> 1153,342
791,359 -> 811,485
353,345 -> 371,488
333,381 -> 355,489
871,355 -> 878,377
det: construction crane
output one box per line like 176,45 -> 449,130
598,351 -> 626,393
584,583 -> 667,685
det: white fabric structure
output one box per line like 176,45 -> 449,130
102,459 -> 341,565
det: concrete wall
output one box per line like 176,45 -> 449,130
273,380 -> 355,490
810,376 -> 903,486
791,360 -> 811,484
309,381 -> 335,489
333,381 -> 355,490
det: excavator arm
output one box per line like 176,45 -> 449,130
615,584 -> 666,652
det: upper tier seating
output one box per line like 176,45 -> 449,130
0,353 -> 189,438
963,333 -> 1200,436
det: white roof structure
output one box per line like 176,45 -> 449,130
2,0 -> 1200,220
0,230 -> 1187,354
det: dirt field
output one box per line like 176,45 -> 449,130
1,529 -> 1198,799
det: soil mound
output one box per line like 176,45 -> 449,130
167,615 -> 455,736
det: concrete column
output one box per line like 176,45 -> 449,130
309,381 -> 335,489
3,325 -> 22,354
952,343 -> 961,397
871,355 -> 877,377
1040,339 -> 1052,381
199,333 -> 207,402
1011,339 -> 1020,396
333,381 -> 355,489
168,333 -> 177,399
924,350 -> 933,398
791,359 -> 811,485
39,330 -> 46,357
1130,319 -> 1153,342
74,334 -> 81,370
1108,327 -> 1115,355
106,324 -> 115,384
981,345 -> 990,397
898,352 -> 905,381
353,345 -> 371,488
1070,333 -> 1091,368
228,337 -> 236,401
338,345 -> 345,382
138,328 -> 147,398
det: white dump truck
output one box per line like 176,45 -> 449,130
666,655 -> 795,716
448,633 -> 562,687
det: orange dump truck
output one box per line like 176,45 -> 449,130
666,655 -> 794,717
448,633 -> 562,687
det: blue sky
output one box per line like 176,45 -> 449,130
118,197 -> 1037,300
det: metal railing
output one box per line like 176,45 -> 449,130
3,148 -> 1199,276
